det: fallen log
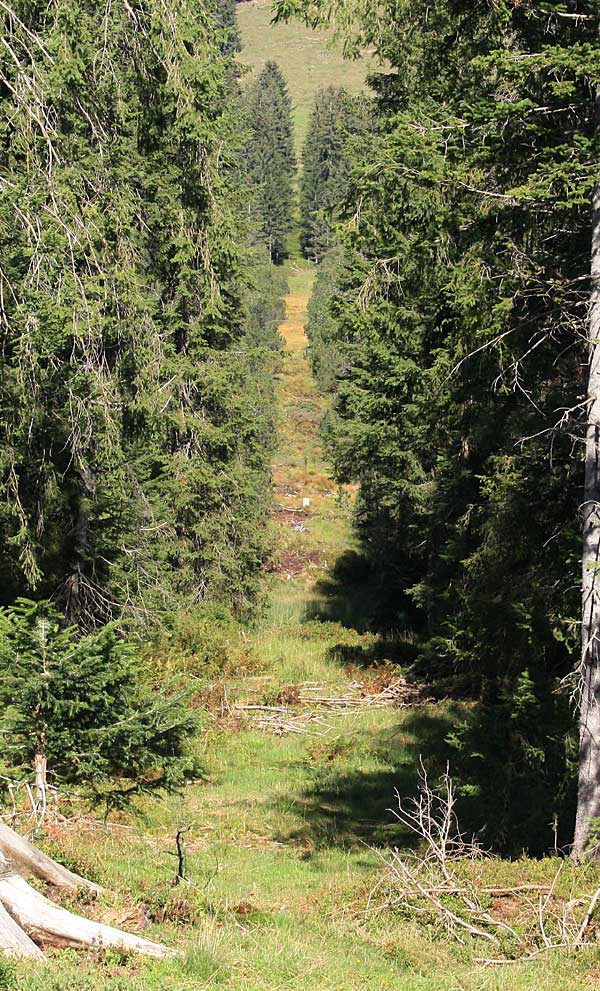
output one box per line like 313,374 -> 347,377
0,872 -> 174,958
0,822 -> 101,894
0,824 -> 174,961
0,898 -> 43,959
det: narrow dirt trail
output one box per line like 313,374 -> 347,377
269,262 -> 356,595
272,264 -> 326,510
279,278 -> 311,353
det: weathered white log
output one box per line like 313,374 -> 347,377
0,822 -> 102,893
0,898 -> 44,959
0,873 -> 174,958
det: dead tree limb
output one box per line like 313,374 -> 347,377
574,885 -> 600,946
0,824 -> 174,961
0,872 -> 174,957
0,897 -> 44,959
0,822 -> 101,893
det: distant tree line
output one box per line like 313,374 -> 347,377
300,87 -> 371,262
243,61 -> 296,263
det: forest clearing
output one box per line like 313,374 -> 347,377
2,250 -> 594,991
1,0 -> 600,988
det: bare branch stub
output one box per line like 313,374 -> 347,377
174,825 -> 192,886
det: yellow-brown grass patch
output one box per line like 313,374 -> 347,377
280,294 -> 308,351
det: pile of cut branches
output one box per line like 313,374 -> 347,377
369,764 -> 600,964
295,675 -> 428,710
233,705 -> 334,736
231,674 -> 430,735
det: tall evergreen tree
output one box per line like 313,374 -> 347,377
300,87 -> 370,262
305,245 -> 347,389
0,0 -> 276,628
242,61 -> 296,263
214,0 -> 242,57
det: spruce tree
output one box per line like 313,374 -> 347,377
276,0 -> 598,854
0,599 -> 196,813
215,0 -> 242,56
306,245 -> 348,389
300,87 -> 370,262
0,0 -> 276,628
242,61 -> 296,263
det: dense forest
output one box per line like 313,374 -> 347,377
298,0 -> 600,857
2,0 -> 600,985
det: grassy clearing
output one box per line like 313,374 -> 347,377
236,0 -> 375,152
7,32 -> 600,987
12,684 -> 600,989
10,220 -> 600,991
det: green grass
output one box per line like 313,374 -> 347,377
12,680 -> 600,989
236,0 -> 375,152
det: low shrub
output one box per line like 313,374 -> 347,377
143,604 -> 265,683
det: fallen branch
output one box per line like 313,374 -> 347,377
0,821 -> 101,894
574,885 -> 600,947
386,853 -> 499,944
233,704 -> 289,713
255,712 -> 333,736
373,766 -> 600,962
475,944 -> 571,966
0,871 -> 174,957
0,822 -> 174,960
381,883 -> 552,898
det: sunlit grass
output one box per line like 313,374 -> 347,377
17,691 -> 600,990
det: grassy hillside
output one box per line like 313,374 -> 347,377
236,0 -> 375,151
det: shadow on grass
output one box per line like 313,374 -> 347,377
270,705 -> 462,853
303,550 -> 381,633
303,549 -> 422,667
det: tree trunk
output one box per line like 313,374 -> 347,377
0,824 -> 174,961
573,100 -> 600,859
0,898 -> 44,959
33,750 -> 47,818
0,874 -> 174,958
0,822 -> 101,894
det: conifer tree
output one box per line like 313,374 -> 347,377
300,87 -> 369,262
306,245 -> 347,389
277,0 -> 599,854
0,599 -> 196,814
242,61 -> 296,263
215,0 -> 242,56
0,0 -> 275,628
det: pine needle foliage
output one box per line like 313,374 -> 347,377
0,599 -> 197,812
0,0 -> 276,629
300,87 -> 371,262
277,0 -> 599,853
242,61 -> 296,263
